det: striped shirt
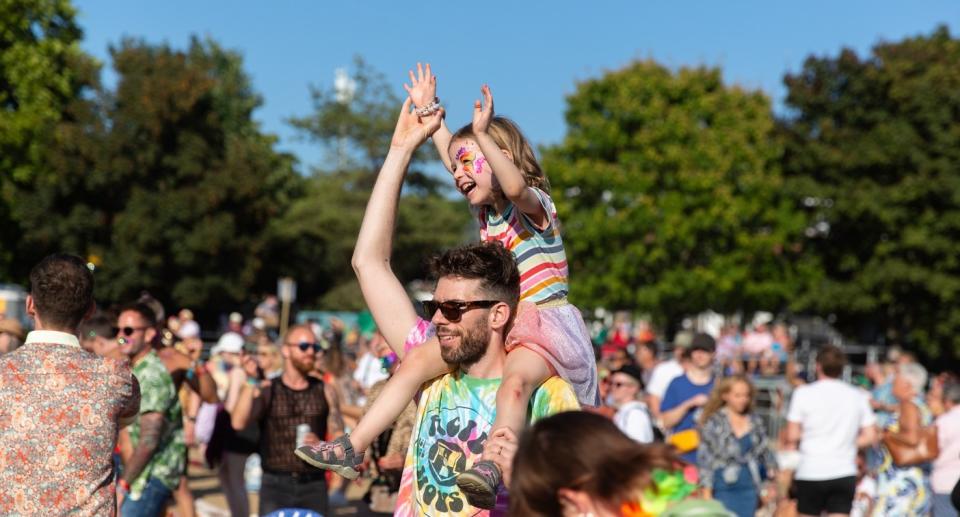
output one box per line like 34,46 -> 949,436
479,187 -> 569,303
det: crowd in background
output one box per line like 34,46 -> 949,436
3,287 -> 960,516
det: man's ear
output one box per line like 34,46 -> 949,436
145,326 -> 157,344
25,295 -> 36,318
489,302 -> 513,332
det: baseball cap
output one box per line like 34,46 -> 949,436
689,332 -> 716,353
673,330 -> 694,349
611,364 -> 645,387
212,332 -> 244,355
177,320 -> 200,340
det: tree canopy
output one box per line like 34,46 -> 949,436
543,60 -> 816,327
781,26 -> 960,356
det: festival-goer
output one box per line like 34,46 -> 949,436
660,332 -> 717,465
79,310 -> 124,360
298,96 -> 580,515
360,332 -> 416,513
0,253 -> 140,515
646,330 -> 692,420
873,362 -> 933,516
297,64 -> 596,510
256,339 -> 284,380
634,339 -> 659,387
231,324 -> 346,515
116,302 -> 186,515
608,364 -> 655,443
785,345 -> 877,517
933,383 -> 960,517
510,411 -> 721,517
0,316 -> 25,354
697,375 -> 778,517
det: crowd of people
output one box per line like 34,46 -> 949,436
1,61 -> 960,517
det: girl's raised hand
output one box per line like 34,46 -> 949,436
391,97 -> 443,151
472,84 -> 494,135
403,62 -> 437,109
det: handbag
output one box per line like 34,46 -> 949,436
667,428 -> 700,454
883,424 -> 939,466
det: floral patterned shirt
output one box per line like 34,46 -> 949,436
0,330 -> 140,515
128,351 -> 185,497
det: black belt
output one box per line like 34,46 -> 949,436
262,469 -> 328,483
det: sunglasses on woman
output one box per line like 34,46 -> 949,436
421,300 -> 500,323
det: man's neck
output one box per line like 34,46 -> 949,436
459,348 -> 504,379
132,347 -> 152,365
640,356 -> 657,369
31,319 -> 75,335
282,368 -> 309,389
687,366 -> 712,384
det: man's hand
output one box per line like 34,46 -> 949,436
482,428 -> 519,487
688,394 -> 709,408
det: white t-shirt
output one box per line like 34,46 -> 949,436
353,353 -> 389,405
646,359 -> 683,399
787,378 -> 876,480
614,400 -> 654,444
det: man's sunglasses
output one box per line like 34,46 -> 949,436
421,300 -> 500,323
286,341 -> 323,353
117,326 -> 149,337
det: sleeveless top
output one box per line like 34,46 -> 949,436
260,377 -> 329,473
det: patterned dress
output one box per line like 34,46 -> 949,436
872,400 -> 933,516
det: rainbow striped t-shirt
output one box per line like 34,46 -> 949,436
479,187 -> 568,303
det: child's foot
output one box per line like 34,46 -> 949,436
456,459 -> 502,510
294,434 -> 363,480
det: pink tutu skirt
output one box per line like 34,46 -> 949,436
506,300 -> 599,407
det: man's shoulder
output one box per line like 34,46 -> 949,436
531,376 -> 580,418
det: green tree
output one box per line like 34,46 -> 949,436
781,26 -> 960,356
0,0 -> 96,277
543,60 -> 815,327
12,36 -> 301,308
280,59 -> 470,309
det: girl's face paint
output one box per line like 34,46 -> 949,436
449,138 -> 496,206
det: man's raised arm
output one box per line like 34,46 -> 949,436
351,99 -> 443,358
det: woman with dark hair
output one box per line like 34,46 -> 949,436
510,411 -> 705,516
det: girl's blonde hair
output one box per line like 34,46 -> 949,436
699,374 -> 755,424
451,116 -> 550,193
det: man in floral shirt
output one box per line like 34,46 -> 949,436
0,253 -> 140,515
117,302 -> 185,515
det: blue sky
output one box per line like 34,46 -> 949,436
74,1 -> 957,172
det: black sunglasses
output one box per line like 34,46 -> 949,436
286,341 -> 322,353
118,326 -> 149,337
422,300 -> 500,323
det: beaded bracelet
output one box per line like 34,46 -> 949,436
415,97 -> 442,117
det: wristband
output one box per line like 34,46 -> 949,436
415,97 -> 441,117
117,478 -> 131,493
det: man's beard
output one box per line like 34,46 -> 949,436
438,318 -> 490,369
291,354 -> 315,375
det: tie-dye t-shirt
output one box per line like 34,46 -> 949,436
395,319 -> 580,517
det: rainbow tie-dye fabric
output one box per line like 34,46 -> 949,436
394,372 -> 579,516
